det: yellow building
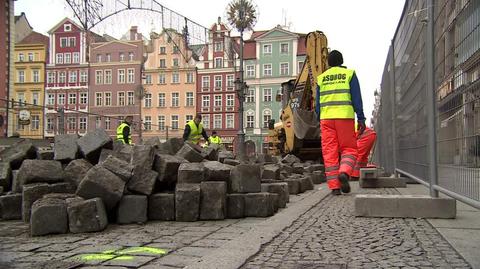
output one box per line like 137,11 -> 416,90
12,31 -> 49,138
142,30 -> 197,140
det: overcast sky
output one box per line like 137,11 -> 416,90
14,0 -> 406,123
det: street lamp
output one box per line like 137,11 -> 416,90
235,77 -> 248,160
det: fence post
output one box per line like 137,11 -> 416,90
390,40 -> 398,175
426,0 -> 439,197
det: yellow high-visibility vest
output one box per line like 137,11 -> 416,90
187,120 -> 203,144
209,136 -> 222,144
317,66 -> 355,119
116,122 -> 132,144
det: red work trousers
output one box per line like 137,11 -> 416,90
320,119 -> 358,190
352,128 -> 377,178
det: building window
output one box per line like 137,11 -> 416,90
60,38 -> 68,48
186,92 -> 194,107
186,72 -> 194,83
68,37 -> 76,47
158,93 -> 166,107
95,117 -> 101,129
202,95 -> 210,107
203,115 -> 210,129
173,46 -> 180,54
104,70 -> 112,84
144,93 -> 152,107
28,53 -> 33,61
263,109 -> 272,128
46,117 -> 54,131
127,92 -> 135,105
47,72 -> 55,83
68,93 -> 76,105
263,64 -> 272,76
79,117 -> 87,130
202,76 -> 210,89
106,53 -> 111,62
172,58 -> 179,67
80,93 -> 88,104
172,73 -> 179,84
80,70 -> 87,82
159,59 -> 166,68
144,116 -> 151,130
18,70 -> 25,83
119,53 -> 125,61
246,88 -> 255,103
247,114 -> 254,128
32,70 -> 40,82
158,115 -> 165,130
58,72 -> 66,83
29,115 -> 39,130
280,43 -> 289,54
145,74 -> 152,84
226,94 -> 234,107
263,88 -> 272,102
17,92 -> 25,106
226,114 -> 234,129
280,63 -> 289,76
215,57 -> 223,68
118,92 -> 125,106
159,46 -> 166,54
68,117 -> 77,130
104,117 -> 110,130
96,70 -> 103,85
171,115 -> 179,130
118,69 -> 125,83
171,92 -> 179,107
64,53 -> 71,64
214,114 -> 222,129
18,53 -> 24,62
47,94 -> 55,105
73,52 -> 80,63
263,44 -> 272,54
186,115 -> 193,123
96,92 -> 103,106
69,71 -> 77,83
105,92 -> 111,106
227,75 -> 234,88
214,95 -> 222,107
158,73 -> 166,84
58,93 -> 65,105
56,53 -> 63,64
214,75 -> 222,89
127,69 -> 135,83
214,42 -> 223,52
129,52 -> 134,61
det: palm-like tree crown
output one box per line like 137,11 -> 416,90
226,0 -> 257,33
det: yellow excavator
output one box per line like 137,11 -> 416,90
267,31 -> 329,160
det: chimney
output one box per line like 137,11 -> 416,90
218,16 -> 221,24
130,26 -> 138,40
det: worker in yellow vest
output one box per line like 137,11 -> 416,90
208,131 -> 222,145
316,50 -> 366,195
183,114 -> 209,145
116,115 -> 133,144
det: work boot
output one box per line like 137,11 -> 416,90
338,173 -> 351,193
331,189 -> 341,195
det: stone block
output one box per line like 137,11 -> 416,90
311,171 -> 326,184
30,197 -> 68,236
292,163 -> 305,174
77,129 -> 113,163
175,184 -> 200,222
0,193 -> 22,220
299,176 -> 314,192
359,177 -> 407,188
54,134 -> 79,162
226,193 -> 244,219
228,164 -> 261,193
354,194 -> 456,218
148,193 -> 175,221
64,159 -> 93,188
201,146 -> 219,161
154,154 -> 187,186
158,138 -> 184,155
224,159 -> 240,166
76,165 -> 125,211
17,160 -> 64,186
101,155 -> 133,182
0,139 -> 36,169
281,154 -> 301,164
218,151 -> 235,163
22,183 -> 51,222
200,181 -> 227,220
42,193 -> 78,200
360,168 -> 378,180
203,161 -> 231,181
67,197 -> 108,233
244,193 -> 276,217
0,162 -> 12,191
175,143 -> 204,163
11,170 -> 19,192
117,195 -> 148,224
36,148 -> 54,160
284,178 -> 301,194
178,163 -> 205,184
279,163 -> 294,174
307,164 -> 325,173
262,164 -> 280,180
261,182 -> 289,208
144,136 -> 161,147
49,182 -> 76,194
129,145 -> 156,195
99,148 -> 131,163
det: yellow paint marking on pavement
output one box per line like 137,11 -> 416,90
80,254 -> 116,261
117,246 -> 167,255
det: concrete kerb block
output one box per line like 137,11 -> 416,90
154,154 -> 187,187
200,181 -> 227,220
0,193 -> 22,220
360,167 -> 378,180
101,155 -> 133,182
244,192 -> 276,217
54,134 -> 79,162
284,178 -> 301,195
203,161 -> 231,181
311,171 -> 326,184
22,183 -> 51,222
354,194 -> 456,219
148,193 -> 175,221
117,195 -> 148,224
30,197 -> 68,236
175,184 -> 201,222
228,164 -> 261,193
77,129 -> 113,164
0,162 -> 12,191
226,193 -> 245,218
67,197 -> 108,233
175,143 -> 204,163
359,177 -> 407,188
64,159 -> 93,188
261,182 -> 289,208
178,163 -> 205,184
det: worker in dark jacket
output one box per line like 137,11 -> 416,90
315,50 -> 366,195
116,115 -> 133,144
183,114 -> 209,144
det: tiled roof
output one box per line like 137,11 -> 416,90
17,31 -> 49,46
